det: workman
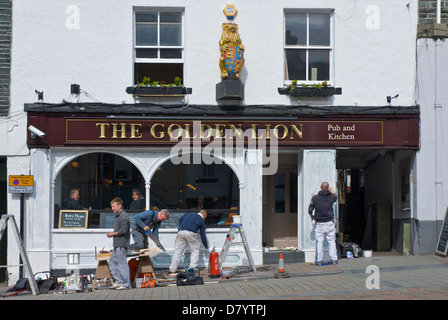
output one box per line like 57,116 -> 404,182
129,209 -> 170,251
107,197 -> 131,290
308,182 -> 338,266
167,209 -> 209,275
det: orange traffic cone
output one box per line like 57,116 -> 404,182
274,253 -> 289,278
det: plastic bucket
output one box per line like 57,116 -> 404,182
363,250 -> 372,258
232,215 -> 241,224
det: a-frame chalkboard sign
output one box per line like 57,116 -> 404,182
436,208 -> 448,256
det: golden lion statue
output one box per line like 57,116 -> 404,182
219,22 -> 245,80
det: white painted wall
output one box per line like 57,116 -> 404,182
4,0 -> 419,281
8,0 -> 417,108
415,38 -> 448,253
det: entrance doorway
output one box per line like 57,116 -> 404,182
263,155 -> 298,247
336,149 -> 414,253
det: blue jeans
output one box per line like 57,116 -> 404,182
109,247 -> 131,288
129,227 -> 148,250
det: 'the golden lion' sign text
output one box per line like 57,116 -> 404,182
65,119 -> 385,147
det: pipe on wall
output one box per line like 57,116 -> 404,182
434,0 -> 443,241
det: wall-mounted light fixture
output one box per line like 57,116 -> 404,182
387,94 -> 399,104
35,90 -> 43,101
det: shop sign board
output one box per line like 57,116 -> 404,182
25,114 -> 420,149
59,118 -> 418,149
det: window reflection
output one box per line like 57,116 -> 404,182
54,153 -> 240,229
54,153 -> 144,229
151,158 -> 239,228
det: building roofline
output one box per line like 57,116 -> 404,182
24,102 -> 420,117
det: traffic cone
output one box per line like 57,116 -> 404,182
274,253 -> 289,278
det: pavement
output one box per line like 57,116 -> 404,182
2,252 -> 448,307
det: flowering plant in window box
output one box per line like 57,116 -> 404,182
278,80 -> 341,97
126,76 -> 192,96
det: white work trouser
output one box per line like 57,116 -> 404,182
315,221 -> 338,263
169,230 -> 201,272
109,247 -> 131,288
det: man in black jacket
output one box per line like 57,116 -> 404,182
62,189 -> 84,210
308,182 -> 338,265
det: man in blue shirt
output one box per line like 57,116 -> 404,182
168,209 -> 209,274
129,209 -> 170,251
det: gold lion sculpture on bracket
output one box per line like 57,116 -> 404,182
219,22 -> 245,80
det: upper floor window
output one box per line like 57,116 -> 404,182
134,10 -> 184,85
284,11 -> 332,84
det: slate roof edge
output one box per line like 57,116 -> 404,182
24,102 -> 420,117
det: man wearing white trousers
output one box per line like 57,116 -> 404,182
308,182 -> 338,265
168,209 -> 209,274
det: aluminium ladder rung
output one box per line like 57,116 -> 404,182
0,215 -> 40,296
219,223 -> 257,274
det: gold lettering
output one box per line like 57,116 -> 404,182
112,123 -> 127,139
228,124 -> 242,139
96,123 -> 110,139
184,123 -> 192,139
168,123 -> 183,139
290,124 -> 303,140
150,123 -> 165,139
273,124 -> 288,140
201,124 -> 212,139
214,124 -> 226,139
251,124 -> 264,139
130,124 -> 142,139
265,124 -> 271,139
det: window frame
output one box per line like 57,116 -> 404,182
133,8 -> 185,85
283,9 -> 334,85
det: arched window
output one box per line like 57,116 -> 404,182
54,153 -> 144,229
150,158 -> 239,228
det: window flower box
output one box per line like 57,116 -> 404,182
126,86 -> 192,97
278,85 -> 342,97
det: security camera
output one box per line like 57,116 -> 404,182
28,125 -> 46,138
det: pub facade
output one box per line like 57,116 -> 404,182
5,1 -> 422,281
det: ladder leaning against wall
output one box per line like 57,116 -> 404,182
0,214 -> 39,296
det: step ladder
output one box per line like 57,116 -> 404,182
0,214 -> 39,296
219,223 -> 257,274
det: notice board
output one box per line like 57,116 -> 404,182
436,208 -> 448,256
58,210 -> 89,229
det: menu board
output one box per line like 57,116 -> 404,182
436,208 -> 448,256
58,210 -> 88,229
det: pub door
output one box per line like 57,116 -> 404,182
263,168 -> 298,247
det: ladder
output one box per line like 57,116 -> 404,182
0,214 -> 40,296
219,223 -> 257,274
